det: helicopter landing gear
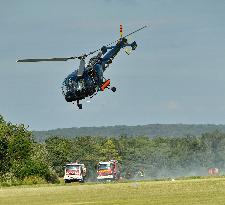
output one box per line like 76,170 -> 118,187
111,87 -> 116,92
77,100 -> 82,109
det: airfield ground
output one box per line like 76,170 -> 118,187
0,178 -> 225,205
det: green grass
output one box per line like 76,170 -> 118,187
1,178 -> 225,205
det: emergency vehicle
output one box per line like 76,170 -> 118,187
97,160 -> 120,181
64,162 -> 87,183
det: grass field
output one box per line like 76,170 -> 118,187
1,178 -> 225,205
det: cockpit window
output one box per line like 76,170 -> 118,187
77,79 -> 84,91
61,71 -> 78,96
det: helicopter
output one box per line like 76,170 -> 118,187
17,25 -> 147,109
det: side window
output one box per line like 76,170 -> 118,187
110,163 -> 114,170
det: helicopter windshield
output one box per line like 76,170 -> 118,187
61,70 -> 89,102
77,80 -> 84,91
61,66 -> 100,103
62,71 -> 77,97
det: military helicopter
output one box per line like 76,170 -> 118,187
17,25 -> 147,109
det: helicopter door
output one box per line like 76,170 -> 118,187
94,64 -> 103,84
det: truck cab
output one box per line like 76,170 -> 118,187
64,163 -> 86,183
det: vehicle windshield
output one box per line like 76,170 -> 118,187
98,163 -> 110,170
66,165 -> 80,170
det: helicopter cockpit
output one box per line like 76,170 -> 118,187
61,68 -> 98,103
62,71 -> 84,102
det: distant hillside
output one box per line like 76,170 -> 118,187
33,124 -> 225,142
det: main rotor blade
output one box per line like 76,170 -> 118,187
17,57 -> 76,62
123,25 -> 147,38
17,26 -> 147,63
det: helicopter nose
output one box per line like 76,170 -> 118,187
75,90 -> 84,98
75,88 -> 86,100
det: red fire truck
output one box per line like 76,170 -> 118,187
64,162 -> 87,183
97,160 -> 120,181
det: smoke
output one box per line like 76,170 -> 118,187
121,161 -> 211,181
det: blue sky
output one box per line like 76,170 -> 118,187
0,0 -> 225,130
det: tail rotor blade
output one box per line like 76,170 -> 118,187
103,25 -> 148,47
120,24 -> 123,38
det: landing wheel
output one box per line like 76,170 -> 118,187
111,87 -> 116,92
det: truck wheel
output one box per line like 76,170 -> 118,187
65,180 -> 70,183
79,177 -> 85,183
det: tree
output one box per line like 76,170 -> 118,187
45,136 -> 72,176
99,139 -> 120,161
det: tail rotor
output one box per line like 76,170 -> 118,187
120,24 -> 123,39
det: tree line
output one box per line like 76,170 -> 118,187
33,124 -> 225,142
0,115 -> 58,185
1,115 -> 225,185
